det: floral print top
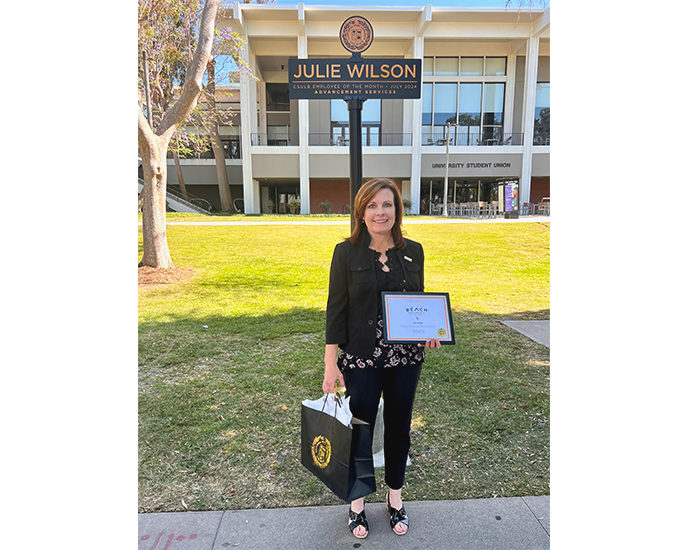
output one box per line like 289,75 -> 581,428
337,247 -> 425,370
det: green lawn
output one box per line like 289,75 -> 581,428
139,220 -> 549,512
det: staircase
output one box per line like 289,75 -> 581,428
138,178 -> 212,214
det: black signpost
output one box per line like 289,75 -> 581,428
288,16 -> 422,229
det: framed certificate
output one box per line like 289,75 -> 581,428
381,292 -> 455,345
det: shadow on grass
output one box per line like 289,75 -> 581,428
139,307 -> 550,513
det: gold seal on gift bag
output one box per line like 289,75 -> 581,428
311,435 -> 332,468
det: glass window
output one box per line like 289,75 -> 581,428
361,99 -> 381,125
483,83 -> 505,125
422,83 -> 433,125
535,83 -> 550,123
433,83 -> 457,126
331,100 -> 349,124
460,57 -> 483,76
458,83 -> 481,125
332,126 -> 349,140
331,99 -> 381,126
435,57 -> 458,76
457,83 -> 481,145
423,57 -> 434,76
266,83 -> 290,111
485,57 -> 506,76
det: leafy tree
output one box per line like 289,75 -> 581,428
138,0 -> 254,268
505,0 -> 550,8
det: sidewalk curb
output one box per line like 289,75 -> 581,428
138,495 -> 549,550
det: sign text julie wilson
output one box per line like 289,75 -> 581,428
288,58 -> 422,100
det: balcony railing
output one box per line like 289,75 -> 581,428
251,133 -> 300,146
266,102 -> 290,111
534,123 -> 550,146
309,133 -> 412,147
166,138 -> 242,160
422,131 -> 524,146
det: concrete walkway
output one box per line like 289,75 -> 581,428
139,495 -> 549,550
500,321 -> 550,348
153,216 -> 550,226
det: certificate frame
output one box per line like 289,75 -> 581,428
381,292 -> 455,345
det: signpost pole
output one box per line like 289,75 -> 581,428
288,15 -> 420,229
347,97 -> 365,232
444,122 -> 450,217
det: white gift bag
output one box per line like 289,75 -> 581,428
372,399 -> 412,468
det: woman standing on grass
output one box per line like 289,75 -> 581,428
322,178 -> 441,539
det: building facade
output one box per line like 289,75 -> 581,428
166,3 -> 550,215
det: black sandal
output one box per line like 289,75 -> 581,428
348,507 -> 369,539
386,492 -> 409,536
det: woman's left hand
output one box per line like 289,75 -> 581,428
418,338 -> 441,349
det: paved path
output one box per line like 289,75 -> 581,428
139,495 -> 549,550
501,321 -> 550,348
138,216 -> 550,226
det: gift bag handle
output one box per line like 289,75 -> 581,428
321,392 -> 343,414
321,380 -> 346,412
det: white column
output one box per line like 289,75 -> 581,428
239,37 -> 257,213
248,49 -> 259,138
259,80 -> 267,138
520,32 -> 539,207
504,47 -> 517,137
297,28 -> 310,214
410,34 -> 425,215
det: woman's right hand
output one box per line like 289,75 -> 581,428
323,345 -> 345,394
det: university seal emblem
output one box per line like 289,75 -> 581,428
311,435 -> 332,469
339,16 -> 374,54
437,328 -> 447,337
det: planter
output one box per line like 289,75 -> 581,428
504,210 -> 519,219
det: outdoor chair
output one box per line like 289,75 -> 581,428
478,201 -> 487,218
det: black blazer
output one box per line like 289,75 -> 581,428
326,234 -> 425,359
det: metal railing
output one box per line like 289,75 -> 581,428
251,133 -> 300,146
533,124 -> 550,146
309,133 -> 412,146
166,139 -> 242,160
266,102 -> 290,111
422,131 -> 523,146
430,202 -> 500,218
138,178 -> 212,214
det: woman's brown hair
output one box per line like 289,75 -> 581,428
346,178 -> 406,249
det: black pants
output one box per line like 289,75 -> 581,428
342,362 -> 423,491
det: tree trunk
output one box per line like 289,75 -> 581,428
137,0 -> 221,268
207,59 -> 234,212
210,125 -> 234,211
139,130 -> 174,269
